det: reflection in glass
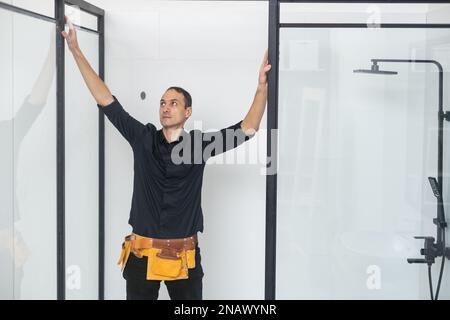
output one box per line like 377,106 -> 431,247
0,7 -> 14,300
0,11 -> 56,299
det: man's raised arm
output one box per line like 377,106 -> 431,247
62,16 -> 146,146
241,48 -> 271,134
61,16 -> 113,107
201,49 -> 272,161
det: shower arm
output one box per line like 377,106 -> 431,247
373,59 -> 448,256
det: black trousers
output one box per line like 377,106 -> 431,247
123,244 -> 204,300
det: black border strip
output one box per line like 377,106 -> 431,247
55,0 -> 65,301
279,0 -> 450,3
280,23 -> 450,28
65,0 -> 104,17
98,13 -> 105,301
266,0 -> 279,301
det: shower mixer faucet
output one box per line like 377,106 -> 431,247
407,236 -> 437,266
408,177 -> 450,266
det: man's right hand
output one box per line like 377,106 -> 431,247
61,15 -> 79,52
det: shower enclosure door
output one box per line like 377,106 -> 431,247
0,4 -> 57,299
0,0 -> 105,299
273,20 -> 450,299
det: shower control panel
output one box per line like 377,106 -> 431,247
407,177 -> 450,266
428,177 -> 441,199
407,237 -> 437,266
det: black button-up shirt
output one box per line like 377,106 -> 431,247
98,96 -> 254,239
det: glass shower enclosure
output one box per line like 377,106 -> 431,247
266,0 -> 450,299
0,0 -> 105,300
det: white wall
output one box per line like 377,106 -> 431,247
87,0 -> 268,300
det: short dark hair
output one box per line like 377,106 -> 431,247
166,86 -> 192,109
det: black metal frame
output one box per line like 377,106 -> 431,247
0,0 -> 105,300
65,0 -> 106,301
55,0 -> 65,301
267,0 -> 450,300
57,0 -> 105,301
98,8 -> 106,303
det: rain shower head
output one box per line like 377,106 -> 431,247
353,61 -> 398,75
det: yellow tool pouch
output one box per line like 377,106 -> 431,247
186,248 -> 196,269
118,233 -> 197,281
145,247 -> 196,280
117,240 -> 132,272
145,247 -> 185,280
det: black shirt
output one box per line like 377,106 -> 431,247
98,96 -> 254,239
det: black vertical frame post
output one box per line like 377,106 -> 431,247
55,0 -> 65,301
98,13 -> 105,301
265,0 -> 279,300
58,0 -> 105,300
438,64 -> 444,246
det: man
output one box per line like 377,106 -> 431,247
62,16 -> 271,300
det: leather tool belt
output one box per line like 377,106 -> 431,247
117,233 -> 197,281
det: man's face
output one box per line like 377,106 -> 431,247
159,89 -> 192,129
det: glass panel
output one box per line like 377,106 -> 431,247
65,29 -> 99,300
12,12 -> 57,299
0,6 -> 14,300
280,3 -> 450,24
427,4 -> 450,24
0,0 -> 55,18
276,27 -> 450,299
65,4 -> 98,31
